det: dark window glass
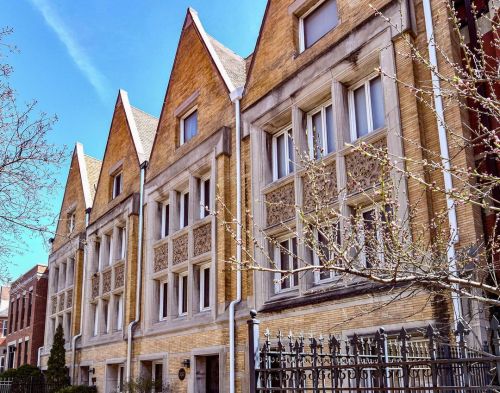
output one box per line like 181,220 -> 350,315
287,130 -> 294,174
162,282 -> 168,319
182,275 -> 188,314
203,179 -> 210,217
325,105 -> 335,153
154,364 -> 163,393
303,0 -> 338,49
183,192 -> 189,228
20,297 -> 25,329
113,173 -> 122,198
164,204 -> 170,237
354,85 -> 368,138
312,111 -> 324,158
203,268 -> 210,309
370,77 -> 385,130
183,110 -> 198,143
24,341 -> 29,365
362,209 -> 377,268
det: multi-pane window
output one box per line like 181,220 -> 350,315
299,0 -> 338,51
307,102 -> 335,158
161,203 -> 170,238
159,280 -> 168,321
199,265 -> 211,312
178,272 -> 188,316
272,128 -> 294,180
313,224 -> 341,283
115,294 -> 123,331
1,320 -> 7,336
179,191 -> 189,229
92,303 -> 99,337
274,237 -> 299,293
67,211 -> 76,234
199,177 -> 211,219
349,76 -> 385,141
112,172 -> 122,199
358,205 -> 392,268
180,108 -> 198,145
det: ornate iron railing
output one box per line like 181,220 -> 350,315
247,311 -> 500,392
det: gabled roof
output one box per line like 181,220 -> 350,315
119,89 -> 158,164
76,142 -> 101,209
188,8 -> 246,92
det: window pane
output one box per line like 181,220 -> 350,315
325,105 -> 335,153
162,282 -> 168,319
183,192 -> 189,228
362,209 -> 377,268
370,77 -> 385,130
279,240 -> 290,290
276,133 -> 286,179
183,110 -> 198,142
203,268 -> 210,309
287,130 -> 294,174
354,85 -> 368,138
291,238 -> 298,286
203,179 -> 210,217
304,0 -> 338,49
164,205 -> 169,237
182,275 -> 188,314
312,111 -> 324,158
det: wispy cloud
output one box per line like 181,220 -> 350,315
29,0 -> 110,102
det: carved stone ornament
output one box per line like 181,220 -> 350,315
172,233 -> 189,265
265,181 -> 296,227
345,139 -> 388,194
102,270 -> 112,294
91,275 -> 100,299
115,264 -> 125,288
303,161 -> 337,211
193,223 -> 211,257
154,243 -> 168,272
51,296 -> 57,315
66,289 -> 73,309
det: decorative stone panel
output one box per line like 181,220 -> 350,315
102,270 -> 112,294
91,275 -> 100,299
154,243 -> 168,272
345,139 -> 388,195
51,296 -> 57,315
114,264 -> 125,288
265,181 -> 296,227
193,223 -> 211,256
303,161 -> 337,211
66,289 -> 73,309
172,233 -> 189,265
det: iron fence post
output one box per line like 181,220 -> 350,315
491,316 -> 500,385
248,310 -> 260,393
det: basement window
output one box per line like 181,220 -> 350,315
299,0 -> 338,52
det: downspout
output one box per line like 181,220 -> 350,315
126,161 -> 147,382
229,86 -> 244,393
37,346 -> 43,368
422,0 -> 463,324
70,208 -> 91,382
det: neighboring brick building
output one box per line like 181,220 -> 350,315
40,0 -> 495,391
6,265 -> 48,369
0,286 -> 10,373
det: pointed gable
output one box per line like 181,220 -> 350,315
90,91 -> 157,222
52,143 -> 100,252
148,8 -> 245,180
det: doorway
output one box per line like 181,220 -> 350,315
195,355 -> 219,393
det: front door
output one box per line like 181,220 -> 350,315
205,356 -> 219,393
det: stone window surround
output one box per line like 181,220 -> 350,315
144,142 -> 224,336
271,125 -> 294,181
91,217 -> 127,274
247,30 -> 407,310
179,106 -> 199,146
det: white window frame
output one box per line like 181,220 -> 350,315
313,224 -> 340,284
106,233 -> 113,267
102,299 -> 110,334
179,107 -> 198,145
2,320 -> 7,337
159,279 -> 168,321
161,202 -> 170,238
179,190 -> 189,229
307,100 -> 335,159
199,264 -> 211,312
92,303 -> 99,337
273,236 -> 299,294
348,74 -> 385,142
115,294 -> 123,331
68,211 -> 76,234
299,0 -> 338,53
112,172 -> 123,199
199,176 -> 211,219
358,205 -> 388,268
178,271 -> 188,317
119,227 -> 126,260
271,126 -> 294,181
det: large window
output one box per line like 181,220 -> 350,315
161,202 -> 170,238
307,102 -> 335,158
112,172 -> 123,199
349,76 -> 385,141
178,272 -> 188,316
179,191 -> 189,229
274,237 -> 299,293
199,177 -> 211,219
299,0 -> 338,52
272,127 -> 294,180
159,280 -> 168,321
199,265 -> 211,312
180,108 -> 198,145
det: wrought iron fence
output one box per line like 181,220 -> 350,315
247,311 -> 500,392
0,378 -> 67,393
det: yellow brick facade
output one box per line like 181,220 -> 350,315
41,1 -> 488,392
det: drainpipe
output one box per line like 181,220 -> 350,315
126,161 -> 147,382
37,346 -> 43,368
70,208 -> 91,382
228,86 -> 244,393
422,0 -> 463,325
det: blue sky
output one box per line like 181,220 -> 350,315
2,0 -> 266,281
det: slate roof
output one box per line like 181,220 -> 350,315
131,106 -> 159,160
208,35 -> 247,89
84,154 -> 102,201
